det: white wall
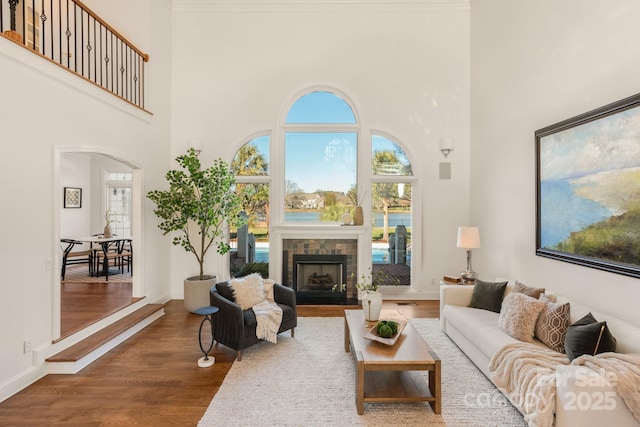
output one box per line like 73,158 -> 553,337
0,0 -> 173,401
60,154 -> 91,238
170,1 -> 472,298
470,0 -> 640,324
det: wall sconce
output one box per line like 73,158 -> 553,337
188,138 -> 203,154
440,138 -> 454,158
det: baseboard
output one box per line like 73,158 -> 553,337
0,364 -> 47,404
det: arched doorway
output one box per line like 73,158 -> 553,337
53,147 -> 144,340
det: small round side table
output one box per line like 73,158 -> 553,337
194,306 -> 219,368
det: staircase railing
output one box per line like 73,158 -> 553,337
1,0 -> 149,110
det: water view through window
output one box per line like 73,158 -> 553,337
230,90 -> 414,288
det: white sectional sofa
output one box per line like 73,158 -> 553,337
440,282 -> 640,427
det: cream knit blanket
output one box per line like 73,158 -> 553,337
571,352 -> 640,422
252,300 -> 283,344
491,343 -> 640,426
489,342 -> 570,427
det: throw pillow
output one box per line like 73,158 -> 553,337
564,313 -> 617,361
498,292 -> 546,342
513,280 -> 545,299
535,294 -> 571,353
229,273 -> 266,310
469,279 -> 508,313
263,279 -> 276,302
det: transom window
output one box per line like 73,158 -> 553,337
285,91 -> 356,124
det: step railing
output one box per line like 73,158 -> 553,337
1,0 -> 149,110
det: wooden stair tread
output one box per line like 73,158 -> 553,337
47,304 -> 165,363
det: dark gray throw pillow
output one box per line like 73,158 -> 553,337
564,313 -> 617,361
469,279 -> 508,313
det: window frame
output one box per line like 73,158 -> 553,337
104,169 -> 133,237
229,88 -> 422,294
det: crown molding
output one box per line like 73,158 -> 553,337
172,0 -> 470,13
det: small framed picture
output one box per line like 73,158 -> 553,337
64,187 -> 82,208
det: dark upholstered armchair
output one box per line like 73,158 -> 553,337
210,280 -> 297,361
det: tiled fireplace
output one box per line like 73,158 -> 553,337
282,238 -> 358,304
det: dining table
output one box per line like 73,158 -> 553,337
73,235 -> 133,280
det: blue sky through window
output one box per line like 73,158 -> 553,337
286,132 -> 357,193
286,91 -> 356,124
284,91 -> 358,195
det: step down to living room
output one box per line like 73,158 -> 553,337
46,304 -> 165,374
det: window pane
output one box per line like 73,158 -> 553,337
107,187 -> 132,236
286,91 -> 356,124
230,183 -> 270,278
285,132 -> 357,222
106,172 -> 132,181
372,135 -> 413,176
372,182 -> 411,286
231,136 -> 270,176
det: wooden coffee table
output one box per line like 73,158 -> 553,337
344,309 -> 441,415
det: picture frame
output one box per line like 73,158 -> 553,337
535,92 -> 640,278
64,187 -> 82,208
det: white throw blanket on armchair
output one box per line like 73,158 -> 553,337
252,300 -> 283,344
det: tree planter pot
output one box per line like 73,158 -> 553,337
184,275 -> 217,313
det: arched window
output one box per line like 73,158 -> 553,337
284,91 -> 359,222
286,91 -> 356,124
231,89 -> 417,290
229,135 -> 270,277
371,134 -> 413,286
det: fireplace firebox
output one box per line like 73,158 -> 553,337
293,254 -> 347,304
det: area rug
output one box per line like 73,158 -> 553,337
198,317 -> 526,426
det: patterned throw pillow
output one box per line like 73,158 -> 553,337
498,293 -> 546,342
535,294 -> 571,353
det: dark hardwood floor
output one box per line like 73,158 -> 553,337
0,291 -> 438,426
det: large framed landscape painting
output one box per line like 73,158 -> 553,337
536,92 -> 640,278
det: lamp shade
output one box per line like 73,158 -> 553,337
457,226 -> 480,249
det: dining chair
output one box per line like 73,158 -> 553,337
60,239 -> 94,280
120,239 -> 133,275
94,238 -> 132,280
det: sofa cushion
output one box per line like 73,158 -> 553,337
443,305 -> 522,358
535,294 -> 571,353
513,280 -> 545,299
498,292 -> 546,342
565,313 -> 617,361
469,279 -> 508,313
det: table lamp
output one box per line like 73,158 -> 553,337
457,226 -> 480,284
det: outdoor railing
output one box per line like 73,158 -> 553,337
1,0 -> 149,110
